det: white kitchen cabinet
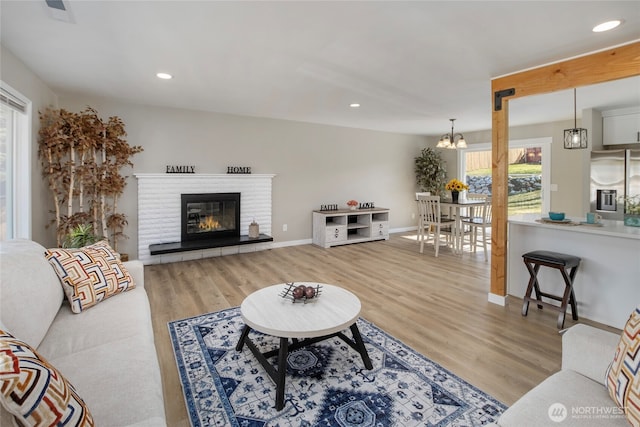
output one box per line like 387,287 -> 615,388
312,208 -> 390,248
603,107 -> 640,145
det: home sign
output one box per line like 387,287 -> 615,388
227,166 -> 252,174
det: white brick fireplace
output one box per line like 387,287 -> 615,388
135,174 -> 275,264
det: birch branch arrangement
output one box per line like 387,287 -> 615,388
38,107 -> 143,251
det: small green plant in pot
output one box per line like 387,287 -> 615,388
63,224 -> 100,248
621,195 -> 640,227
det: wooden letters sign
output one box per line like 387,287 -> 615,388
166,165 -> 195,173
227,166 -> 252,174
320,204 -> 339,211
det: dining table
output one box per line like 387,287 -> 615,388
440,198 -> 487,254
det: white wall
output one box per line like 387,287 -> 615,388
55,93 -> 426,258
0,45 -> 58,246
1,42 -> 597,255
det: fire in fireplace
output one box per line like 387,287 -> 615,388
181,193 -> 240,242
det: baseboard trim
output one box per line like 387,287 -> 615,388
271,229 -> 417,249
488,293 -> 507,306
390,226 -> 418,233
271,238 -> 312,248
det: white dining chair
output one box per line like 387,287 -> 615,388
460,195 -> 492,261
466,193 -> 486,200
416,195 -> 455,257
458,193 -> 485,219
414,191 -> 430,246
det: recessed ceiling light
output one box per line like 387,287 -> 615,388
156,72 -> 173,80
349,103 -> 361,108
592,20 -> 621,33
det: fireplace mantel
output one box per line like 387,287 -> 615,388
136,173 -> 275,264
136,173 -> 276,179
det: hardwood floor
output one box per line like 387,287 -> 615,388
145,232 -> 619,426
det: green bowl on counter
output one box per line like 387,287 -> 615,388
548,212 -> 565,221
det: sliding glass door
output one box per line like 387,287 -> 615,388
1,83 -> 30,240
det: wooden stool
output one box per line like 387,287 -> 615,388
521,250 -> 581,329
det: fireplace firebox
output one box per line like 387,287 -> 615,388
181,193 -> 240,242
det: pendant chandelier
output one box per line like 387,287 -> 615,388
436,119 -> 467,149
564,88 -> 588,149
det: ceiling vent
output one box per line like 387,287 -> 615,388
44,0 -> 75,23
45,0 -> 65,11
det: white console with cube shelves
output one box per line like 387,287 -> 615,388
312,208 -> 390,248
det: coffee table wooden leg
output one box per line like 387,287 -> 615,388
275,337 -> 288,411
235,325 -> 251,351
350,324 -> 373,370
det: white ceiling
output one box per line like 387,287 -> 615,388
1,1 -> 639,135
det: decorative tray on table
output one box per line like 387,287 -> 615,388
578,221 -> 604,227
279,283 -> 323,303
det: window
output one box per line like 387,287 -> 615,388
458,137 -> 551,216
0,83 -> 31,240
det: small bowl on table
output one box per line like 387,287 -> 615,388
548,212 -> 565,221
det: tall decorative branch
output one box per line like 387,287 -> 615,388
38,107 -> 142,251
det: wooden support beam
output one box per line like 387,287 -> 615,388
489,41 -> 640,299
491,96 -> 510,297
493,42 -> 640,100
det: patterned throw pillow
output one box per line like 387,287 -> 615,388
0,329 -> 94,426
606,305 -> 640,425
45,240 -> 135,313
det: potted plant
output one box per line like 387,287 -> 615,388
63,223 -> 100,248
38,107 -> 143,253
621,195 -> 640,227
414,147 -> 447,195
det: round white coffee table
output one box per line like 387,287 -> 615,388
235,283 -> 372,411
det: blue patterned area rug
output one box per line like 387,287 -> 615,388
168,307 -> 506,427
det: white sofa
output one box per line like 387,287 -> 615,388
0,239 -> 166,426
494,323 -> 625,426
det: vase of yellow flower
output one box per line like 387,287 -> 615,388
445,179 -> 469,203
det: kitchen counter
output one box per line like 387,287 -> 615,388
507,214 -> 640,329
509,213 -> 640,240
